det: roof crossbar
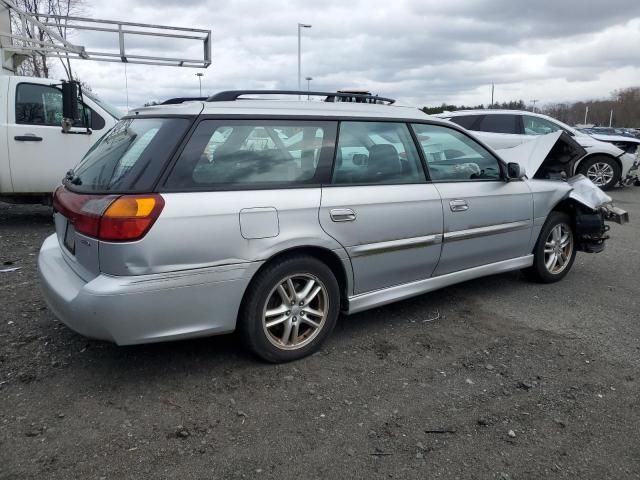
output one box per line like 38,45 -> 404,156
161,97 -> 208,105
207,90 -> 395,105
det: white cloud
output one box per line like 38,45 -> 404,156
49,0 -> 640,113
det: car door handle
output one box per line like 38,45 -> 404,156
14,135 -> 43,142
449,199 -> 469,212
330,208 -> 357,222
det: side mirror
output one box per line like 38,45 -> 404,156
62,81 -> 79,122
507,162 -> 526,179
61,81 -> 90,133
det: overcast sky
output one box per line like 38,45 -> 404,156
50,0 -> 640,113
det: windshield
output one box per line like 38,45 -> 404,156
83,91 -> 123,120
539,115 -> 578,136
67,117 -> 191,193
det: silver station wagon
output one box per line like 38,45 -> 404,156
38,90 -> 625,362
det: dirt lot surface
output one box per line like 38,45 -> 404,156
1,188 -> 639,480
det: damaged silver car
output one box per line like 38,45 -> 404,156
38,90 -> 627,362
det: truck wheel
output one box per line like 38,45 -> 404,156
523,212 -> 576,283
238,255 -> 340,363
577,156 -> 621,190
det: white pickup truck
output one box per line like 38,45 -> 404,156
0,75 -> 119,204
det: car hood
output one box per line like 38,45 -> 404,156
495,132 -> 611,210
591,133 -> 640,144
495,131 -> 585,179
572,133 -> 625,155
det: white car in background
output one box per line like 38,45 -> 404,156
587,132 -> 640,185
434,110 -> 639,190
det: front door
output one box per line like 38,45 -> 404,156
6,80 -> 99,193
319,121 -> 443,294
411,123 -> 533,276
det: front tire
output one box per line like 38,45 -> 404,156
577,156 -> 621,190
238,255 -> 340,363
523,212 -> 576,283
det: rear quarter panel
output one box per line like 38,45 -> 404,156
98,188 -> 347,276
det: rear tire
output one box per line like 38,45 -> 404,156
238,255 -> 340,363
577,156 -> 621,191
523,212 -> 576,283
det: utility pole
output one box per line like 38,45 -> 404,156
530,99 -> 538,112
609,109 -> 613,128
196,72 -> 204,96
305,76 -> 312,100
297,23 -> 311,99
491,83 -> 494,107
584,106 -> 589,125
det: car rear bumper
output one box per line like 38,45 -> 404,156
38,234 -> 261,345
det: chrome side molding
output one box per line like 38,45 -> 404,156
443,220 -> 531,242
348,234 -> 442,257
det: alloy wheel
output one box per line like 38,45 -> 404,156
586,162 -> 614,187
262,274 -> 328,350
543,223 -> 574,274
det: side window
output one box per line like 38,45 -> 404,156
477,114 -> 519,134
89,108 -> 106,130
412,123 -> 502,181
448,115 -> 481,130
165,120 -> 335,188
332,122 -> 425,185
523,115 -> 561,136
15,83 -> 104,129
16,83 -> 63,125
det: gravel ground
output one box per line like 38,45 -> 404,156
1,188 -> 639,480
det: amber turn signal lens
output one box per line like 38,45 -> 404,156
104,197 -> 157,218
99,194 -> 165,242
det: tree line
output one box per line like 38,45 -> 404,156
422,100 -> 526,115
422,87 -> 640,127
544,87 -> 640,127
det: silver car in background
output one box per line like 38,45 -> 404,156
38,90 -> 623,362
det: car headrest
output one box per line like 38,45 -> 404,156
368,144 -> 401,177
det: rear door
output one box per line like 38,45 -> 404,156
7,79 -> 108,193
412,123 -> 532,276
471,114 -> 524,149
319,121 -> 443,294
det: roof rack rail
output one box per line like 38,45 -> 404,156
207,90 -> 395,105
160,97 -> 208,105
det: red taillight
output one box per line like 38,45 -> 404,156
99,195 -> 165,241
53,187 -> 164,242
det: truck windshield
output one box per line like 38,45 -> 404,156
83,91 -> 123,120
66,117 -> 191,193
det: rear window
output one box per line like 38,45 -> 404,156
476,114 -> 520,134
165,120 -> 337,189
67,117 -> 191,193
448,115 -> 481,130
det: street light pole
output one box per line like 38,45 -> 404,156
298,23 -> 312,98
530,99 -> 538,112
196,72 -> 204,97
305,76 -> 312,100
